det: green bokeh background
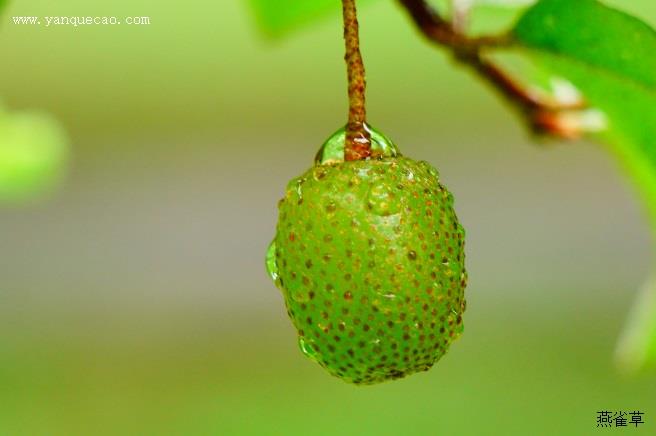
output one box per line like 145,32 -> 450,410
1,0 -> 655,434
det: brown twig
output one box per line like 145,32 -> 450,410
342,0 -> 372,161
398,0 -> 587,139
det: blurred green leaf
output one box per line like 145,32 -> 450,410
616,276 -> 656,372
0,107 -> 70,204
247,0 -> 534,38
467,2 -> 534,36
514,0 -> 656,370
248,0 -> 375,37
249,0 -> 344,37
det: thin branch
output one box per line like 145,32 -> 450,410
398,0 -> 587,139
342,0 -> 372,161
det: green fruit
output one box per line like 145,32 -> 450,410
267,126 -> 466,385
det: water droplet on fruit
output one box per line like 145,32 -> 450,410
406,170 -> 415,182
314,124 -> 401,165
265,240 -> 281,287
298,337 -> 318,361
286,177 -> 305,204
367,183 -> 400,216
418,161 -> 440,179
295,179 -> 304,202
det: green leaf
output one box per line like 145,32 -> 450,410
248,0 -> 375,37
248,0 -> 344,37
616,276 -> 656,372
0,106 -> 70,204
515,0 -> 656,88
513,0 -> 656,370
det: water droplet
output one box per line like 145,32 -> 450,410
285,177 -> 305,203
265,240 -> 280,287
418,161 -> 440,179
406,170 -> 415,182
295,178 -> 304,202
367,183 -> 400,216
314,123 -> 401,165
298,336 -> 318,361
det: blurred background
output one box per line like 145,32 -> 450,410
1,0 -> 655,434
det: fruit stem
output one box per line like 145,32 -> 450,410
342,0 -> 371,161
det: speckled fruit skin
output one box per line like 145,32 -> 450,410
270,156 -> 466,385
